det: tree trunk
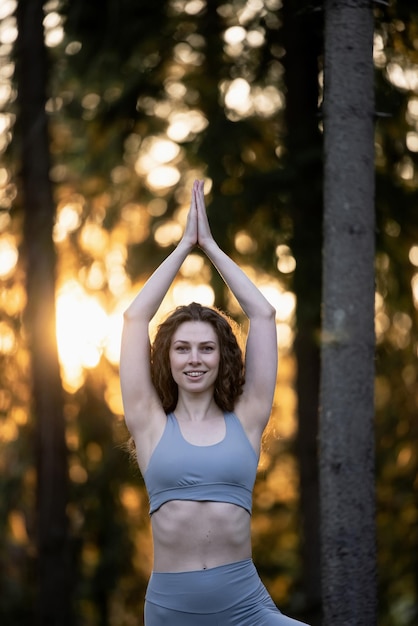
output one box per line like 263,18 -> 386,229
282,4 -> 323,624
15,1 -> 71,624
320,1 -> 377,624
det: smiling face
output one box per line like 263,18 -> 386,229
169,321 -> 220,394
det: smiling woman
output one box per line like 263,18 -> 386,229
119,179 -> 309,626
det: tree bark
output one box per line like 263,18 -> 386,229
320,1 -> 377,624
15,1 -> 71,624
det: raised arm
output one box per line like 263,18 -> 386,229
120,183 -> 198,433
194,181 -> 278,432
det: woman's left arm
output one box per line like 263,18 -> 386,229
195,181 -> 278,432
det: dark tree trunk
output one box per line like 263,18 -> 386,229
282,4 -> 323,624
320,1 -> 377,624
15,1 -> 71,624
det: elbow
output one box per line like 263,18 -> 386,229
251,301 -> 276,326
123,306 -> 147,323
261,301 -> 276,322
266,302 -> 277,319
123,307 -> 134,322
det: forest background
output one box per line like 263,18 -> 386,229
0,0 -> 417,625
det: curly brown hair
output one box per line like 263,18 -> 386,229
151,302 -> 245,413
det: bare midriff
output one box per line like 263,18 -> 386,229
151,500 -> 252,572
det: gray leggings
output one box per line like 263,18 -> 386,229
144,559 -> 309,626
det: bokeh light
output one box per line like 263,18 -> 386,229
56,281 -> 109,391
0,235 -> 18,278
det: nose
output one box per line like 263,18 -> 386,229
189,347 -> 201,364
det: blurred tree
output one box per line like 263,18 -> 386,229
15,1 -> 71,624
281,3 -> 323,623
320,1 -> 376,625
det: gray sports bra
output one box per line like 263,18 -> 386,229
143,412 -> 259,515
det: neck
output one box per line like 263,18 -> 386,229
174,392 -> 222,422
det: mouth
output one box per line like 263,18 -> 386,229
184,371 -> 206,378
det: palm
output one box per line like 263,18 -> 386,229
182,181 -> 198,247
195,180 -> 214,247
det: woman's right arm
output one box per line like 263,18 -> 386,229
120,185 -> 198,434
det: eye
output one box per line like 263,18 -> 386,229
201,345 -> 215,352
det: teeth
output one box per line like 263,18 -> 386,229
186,372 -> 204,377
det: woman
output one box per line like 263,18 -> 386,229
120,180 -> 309,625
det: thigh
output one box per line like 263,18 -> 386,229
253,610 -> 310,626
144,601 -> 215,626
225,580 -> 310,626
232,604 -> 310,626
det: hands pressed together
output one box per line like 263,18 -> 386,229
182,179 -> 215,250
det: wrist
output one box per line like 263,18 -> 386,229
177,238 -> 195,255
199,238 -> 219,255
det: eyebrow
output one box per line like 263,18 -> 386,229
172,339 -> 217,345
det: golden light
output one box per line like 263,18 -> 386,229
184,0 -> 206,16
79,222 -> 109,256
167,110 -> 208,142
373,34 -> 386,68
135,136 -> 180,171
0,82 -> 12,108
120,203 -> 150,244
133,135 -> 182,190
105,373 -> 124,416
407,98 -> 418,119
276,244 -> 296,274
224,26 -> 247,45
146,165 -> 181,190
56,281 -> 109,391
276,323 -> 294,352
0,320 -> 15,354
8,510 -> 28,545
0,167 -> 8,185
406,132 -> 418,152
224,78 -> 252,115
235,231 -> 258,255
120,485 -> 142,514
149,138 -> 180,164
0,283 -> 25,317
247,29 -> 265,48
0,112 -> 12,134
387,62 -> 418,92
54,201 -> 83,242
397,157 -> 414,181
0,235 -> 18,278
173,42 -> 203,66
148,198 -> 167,217
411,273 -> 418,308
0,14 -> 17,45
409,245 -> 418,266
0,1 -> 17,20
253,86 -> 284,117
82,93 -> 101,111
180,254 -> 206,278
0,416 -> 18,442
165,80 -> 187,99
172,281 -> 215,307
43,11 -> 64,48
104,309 -> 125,365
83,261 -> 106,290
154,220 -> 183,246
